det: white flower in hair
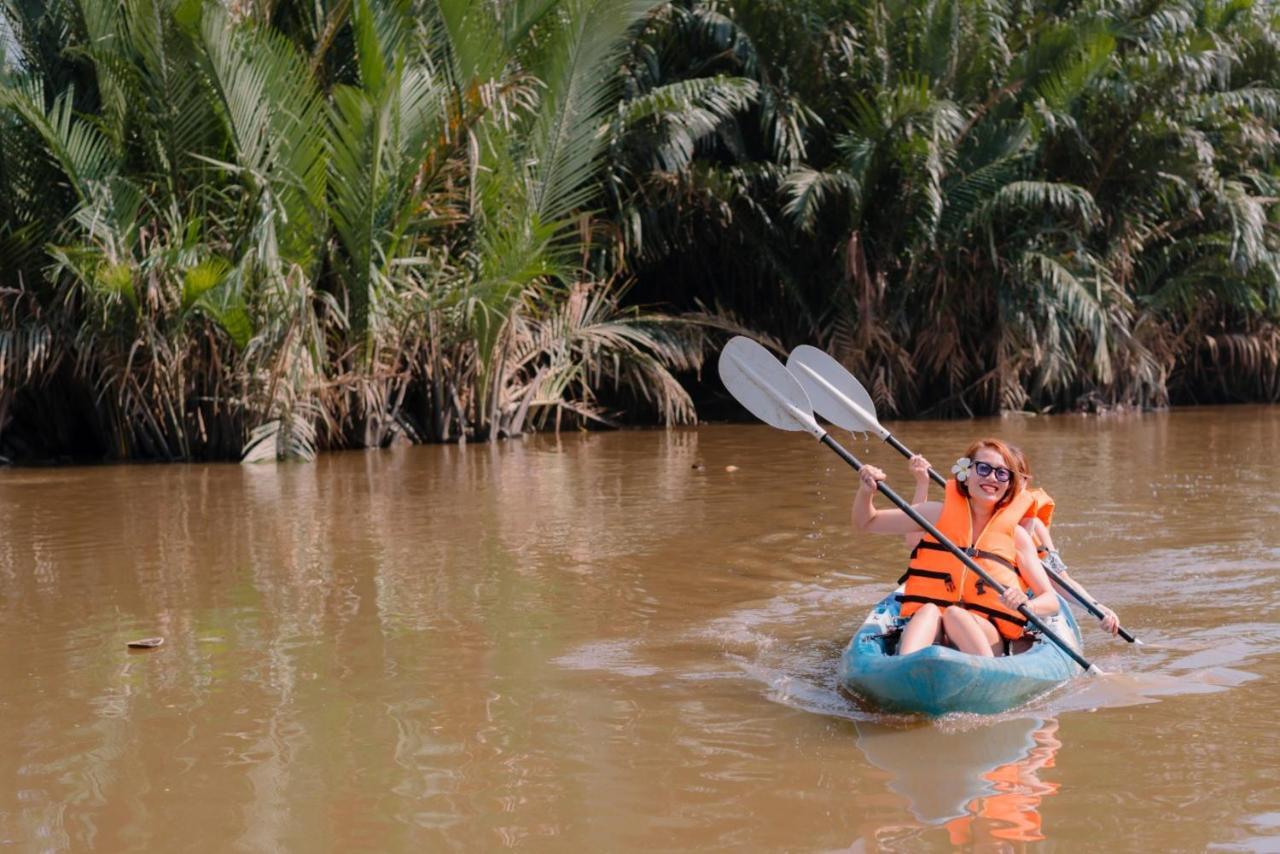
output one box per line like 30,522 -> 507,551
951,457 -> 972,482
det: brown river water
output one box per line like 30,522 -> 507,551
2,407 -> 1278,852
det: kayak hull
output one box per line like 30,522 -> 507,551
839,589 -> 1083,716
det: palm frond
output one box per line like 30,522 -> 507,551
525,0 -> 664,224
961,179 -> 1099,234
0,79 -> 116,202
780,166 -> 860,233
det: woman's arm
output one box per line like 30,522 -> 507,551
903,455 -> 933,549
1033,532 -> 1121,635
1048,563 -> 1120,635
852,464 -> 942,534
1021,517 -> 1056,553
998,526 -> 1060,617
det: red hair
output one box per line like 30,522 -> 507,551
955,437 -> 1029,508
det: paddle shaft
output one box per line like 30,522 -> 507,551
819,434 -> 1094,672
882,441 -> 1138,644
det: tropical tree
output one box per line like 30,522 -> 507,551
2,0 -> 1278,464
637,0 -> 1280,415
0,0 -> 709,462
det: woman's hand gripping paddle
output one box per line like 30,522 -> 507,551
785,344 -> 1141,645
718,336 -> 1102,674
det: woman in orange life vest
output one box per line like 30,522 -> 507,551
1004,444 -> 1122,636
852,438 -> 1060,657
903,447 -> 1123,637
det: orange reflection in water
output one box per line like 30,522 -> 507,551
851,716 -> 1063,852
943,719 -> 1061,849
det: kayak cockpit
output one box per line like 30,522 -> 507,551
840,587 -> 1084,716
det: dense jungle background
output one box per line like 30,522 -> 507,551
2,0 -> 1278,462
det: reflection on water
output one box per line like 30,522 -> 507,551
856,717 -> 1057,828
943,720 -> 1059,849
1,408 -> 1279,850
852,716 -> 1061,849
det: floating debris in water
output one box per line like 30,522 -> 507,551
725,465 -> 739,472
127,637 -> 164,650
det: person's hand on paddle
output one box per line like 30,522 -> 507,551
1000,585 -> 1029,610
857,464 -> 886,492
1041,551 -> 1131,641
908,454 -> 931,488
1097,604 -> 1120,636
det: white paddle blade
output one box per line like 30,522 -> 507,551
786,345 -> 890,440
718,337 -> 824,437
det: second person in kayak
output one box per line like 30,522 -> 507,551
853,438 -> 1060,657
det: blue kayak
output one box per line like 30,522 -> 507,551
839,588 -> 1083,716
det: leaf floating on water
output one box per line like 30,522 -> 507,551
127,637 -> 164,649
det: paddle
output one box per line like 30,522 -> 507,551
786,344 -> 1142,645
718,336 -> 1099,674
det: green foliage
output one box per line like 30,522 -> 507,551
0,0 -> 707,462
2,0 -> 1278,463
620,0 -> 1280,414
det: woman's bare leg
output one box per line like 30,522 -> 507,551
941,606 -> 1001,656
899,603 -> 944,655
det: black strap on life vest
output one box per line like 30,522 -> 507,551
896,567 -> 956,590
965,602 -> 1029,628
911,540 -> 1020,574
895,593 -> 957,610
894,596 -> 1029,630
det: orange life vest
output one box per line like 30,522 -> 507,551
1024,487 -> 1054,529
897,479 -> 1038,640
1022,487 -> 1057,559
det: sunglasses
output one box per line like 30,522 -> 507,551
972,461 -> 1013,482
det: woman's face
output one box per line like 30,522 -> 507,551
969,447 -> 1013,505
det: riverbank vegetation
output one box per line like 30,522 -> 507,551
2,0 -> 1278,461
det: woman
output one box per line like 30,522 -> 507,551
903,446 -> 1122,637
1003,445 -> 1122,636
853,438 -> 1060,657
